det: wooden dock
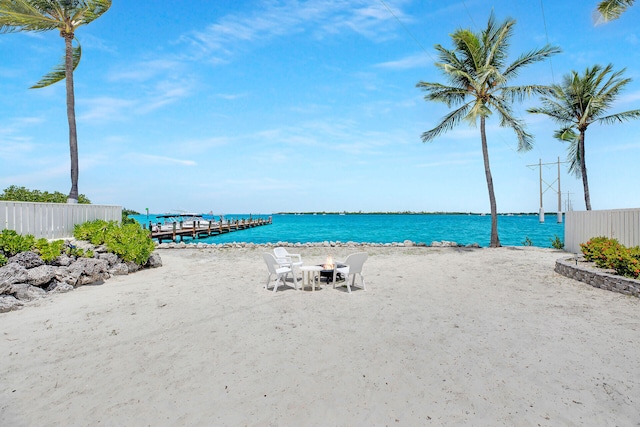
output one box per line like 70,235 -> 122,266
149,217 -> 272,243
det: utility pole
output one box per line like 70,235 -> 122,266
527,158 -> 568,224
564,191 -> 574,212
557,157 -> 562,224
539,159 -> 544,222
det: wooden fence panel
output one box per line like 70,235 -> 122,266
0,201 -> 121,239
565,209 -> 640,253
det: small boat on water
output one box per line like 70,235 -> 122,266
154,213 -> 216,231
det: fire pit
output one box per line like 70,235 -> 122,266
318,255 -> 346,283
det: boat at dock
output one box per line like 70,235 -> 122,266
148,214 -> 272,243
154,213 -> 212,231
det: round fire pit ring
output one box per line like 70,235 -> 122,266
318,263 -> 347,283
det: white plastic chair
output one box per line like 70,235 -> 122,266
263,253 -> 298,292
273,247 -> 303,270
333,252 -> 368,293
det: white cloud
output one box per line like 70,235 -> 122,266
416,158 -> 478,168
0,117 -> 47,156
108,60 -> 184,82
78,78 -> 193,121
80,34 -> 117,54
617,90 -> 640,105
0,163 -> 69,187
216,92 -> 249,100
179,0 -> 408,62
181,137 -> 232,153
133,153 -> 197,167
215,177 -> 299,192
78,97 -> 138,122
0,136 -> 36,157
138,80 -> 192,114
625,33 -> 639,45
375,52 -> 432,70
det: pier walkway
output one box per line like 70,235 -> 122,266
149,217 -> 271,243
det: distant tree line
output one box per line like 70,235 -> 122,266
0,185 -> 91,204
274,211 -> 553,216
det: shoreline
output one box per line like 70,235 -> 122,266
155,239 -> 480,249
2,246 -> 638,425
131,212 -> 565,249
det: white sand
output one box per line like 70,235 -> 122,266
1,246 -> 639,426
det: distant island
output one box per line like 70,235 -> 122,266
274,211 -> 561,216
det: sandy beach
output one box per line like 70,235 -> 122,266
1,246 -> 639,426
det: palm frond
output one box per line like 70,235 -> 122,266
0,0 -> 60,32
452,28 -> 483,73
0,0 -> 111,33
75,0 -> 112,25
502,85 -> 554,103
564,135 -> 582,177
434,44 -> 464,72
434,44 -> 474,89
483,14 -> 514,70
30,41 -> 81,88
416,81 -> 468,107
503,45 -> 561,79
466,99 -> 492,122
596,0 -> 634,22
528,103 -> 574,125
421,103 -> 472,142
553,126 -> 578,143
492,98 -> 533,151
596,109 -> 640,125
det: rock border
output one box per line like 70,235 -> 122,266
155,240 -> 480,249
1,240 -> 163,313
555,256 -> 640,298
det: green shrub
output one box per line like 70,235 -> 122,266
608,247 -> 640,279
122,208 -> 138,225
73,220 -> 118,245
65,246 -> 93,258
34,238 -> 65,262
580,237 -> 640,279
0,219 -> 154,267
0,229 -> 35,257
103,223 -> 155,265
550,234 -> 564,250
74,220 -> 154,264
522,236 -> 533,246
580,237 -> 622,268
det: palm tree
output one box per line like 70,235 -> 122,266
0,0 -> 111,203
416,13 -> 559,247
528,64 -> 640,211
596,0 -> 634,21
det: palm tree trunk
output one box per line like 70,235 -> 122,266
481,116 -> 500,247
63,32 -> 79,204
578,130 -> 591,210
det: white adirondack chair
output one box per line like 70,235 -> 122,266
263,253 -> 298,292
332,252 -> 368,293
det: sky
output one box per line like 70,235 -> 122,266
1,0 -> 639,215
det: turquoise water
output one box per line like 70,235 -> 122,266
130,213 -> 565,248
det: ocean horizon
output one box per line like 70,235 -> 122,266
130,212 -> 565,248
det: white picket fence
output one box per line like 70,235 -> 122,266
565,208 -> 640,253
0,201 -> 121,240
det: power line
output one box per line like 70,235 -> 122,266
378,0 -> 436,63
461,0 -> 478,29
539,0 -> 556,83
